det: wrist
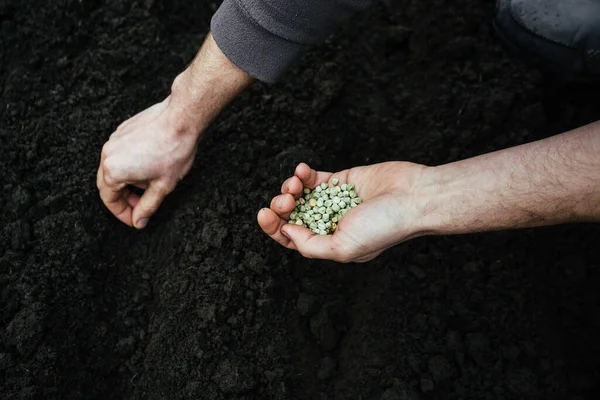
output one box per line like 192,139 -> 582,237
413,162 -> 502,236
413,144 -> 584,236
167,32 -> 254,138
412,165 -> 448,236
413,124 -> 600,237
167,73 -> 211,137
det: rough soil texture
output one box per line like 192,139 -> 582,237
2,0 -> 600,399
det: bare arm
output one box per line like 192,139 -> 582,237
259,121 -> 600,262
169,33 -> 255,134
417,121 -> 600,235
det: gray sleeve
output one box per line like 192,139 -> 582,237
211,0 -> 375,83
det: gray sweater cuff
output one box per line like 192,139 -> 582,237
211,0 -> 308,84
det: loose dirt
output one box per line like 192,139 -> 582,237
1,1 -> 599,399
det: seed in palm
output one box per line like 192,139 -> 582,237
289,178 -> 361,235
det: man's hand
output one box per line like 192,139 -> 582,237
97,96 -> 199,228
97,33 -> 253,228
257,162 -> 428,262
258,121 -> 600,262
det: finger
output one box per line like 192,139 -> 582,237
126,190 -> 140,208
294,163 -> 334,189
98,167 -> 134,226
280,224 -> 344,261
257,208 -> 297,250
125,183 -> 145,206
269,193 -> 296,218
133,182 -> 148,190
100,139 -> 117,161
109,122 -> 128,140
281,176 -> 304,198
103,154 -> 156,185
96,164 -> 104,190
131,183 -> 170,229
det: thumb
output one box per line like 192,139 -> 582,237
132,183 -> 170,229
280,224 -> 342,261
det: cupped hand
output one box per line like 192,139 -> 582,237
97,96 -> 200,229
257,162 -> 428,262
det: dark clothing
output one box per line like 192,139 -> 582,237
211,0 -> 374,83
495,0 -> 600,79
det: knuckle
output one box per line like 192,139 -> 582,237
116,118 -> 131,132
101,142 -> 112,158
96,167 -> 102,188
98,188 -> 111,203
102,156 -> 115,171
103,172 -> 114,187
102,158 -> 120,185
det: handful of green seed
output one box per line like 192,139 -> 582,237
289,178 -> 361,235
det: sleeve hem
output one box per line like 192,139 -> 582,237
211,0 -> 308,83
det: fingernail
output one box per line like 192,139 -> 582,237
136,218 -> 149,229
276,196 -> 284,209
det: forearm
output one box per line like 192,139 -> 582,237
417,121 -> 600,235
167,32 -> 254,137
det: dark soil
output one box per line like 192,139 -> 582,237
2,0 -> 600,399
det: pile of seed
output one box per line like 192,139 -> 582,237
289,178 -> 361,235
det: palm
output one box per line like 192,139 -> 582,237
258,162 -> 426,262
330,162 -> 422,261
